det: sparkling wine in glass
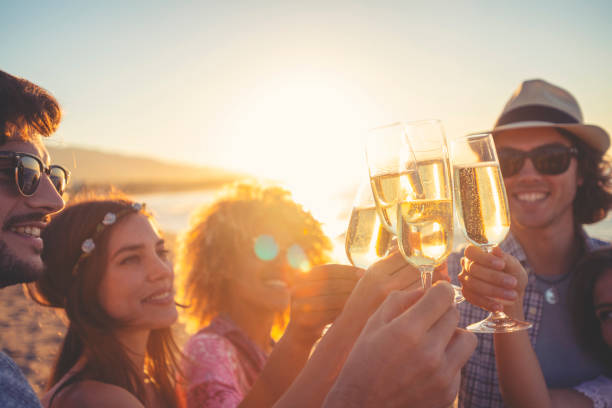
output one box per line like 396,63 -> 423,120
345,177 -> 393,268
397,120 -> 455,291
451,132 -> 531,333
365,122 -> 411,234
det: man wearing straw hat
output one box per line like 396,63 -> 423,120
448,79 -> 612,407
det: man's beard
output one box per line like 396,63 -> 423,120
0,240 -> 43,288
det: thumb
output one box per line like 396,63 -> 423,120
374,288 -> 425,326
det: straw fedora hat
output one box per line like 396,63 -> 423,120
492,79 -> 610,153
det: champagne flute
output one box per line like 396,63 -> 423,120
345,177 -> 393,268
451,132 -> 531,333
365,122 -> 408,234
396,120 -> 455,291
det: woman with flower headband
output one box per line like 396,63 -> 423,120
27,197 -> 183,407
175,181 -> 361,408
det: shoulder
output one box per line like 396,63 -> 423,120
0,351 -> 26,379
184,331 -> 237,359
184,331 -> 234,353
180,332 -> 246,404
0,352 -> 41,407
50,380 -> 144,408
182,331 -> 242,382
573,376 -> 612,408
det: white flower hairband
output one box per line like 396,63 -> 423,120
73,202 -> 145,274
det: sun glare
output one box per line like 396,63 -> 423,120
228,72 -> 382,260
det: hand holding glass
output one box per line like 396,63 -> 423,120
451,133 -> 531,333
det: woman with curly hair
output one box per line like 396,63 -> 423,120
28,197 -> 183,407
176,181 -> 359,408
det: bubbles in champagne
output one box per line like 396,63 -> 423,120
345,206 -> 391,268
453,163 -> 510,247
397,199 -> 453,267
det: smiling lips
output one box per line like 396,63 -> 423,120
142,289 -> 174,304
263,279 -> 288,289
10,225 -> 42,238
514,192 -> 548,203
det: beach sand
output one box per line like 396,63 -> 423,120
0,284 -> 65,395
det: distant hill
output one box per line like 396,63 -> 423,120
47,145 -> 246,194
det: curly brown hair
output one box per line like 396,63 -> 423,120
176,181 -> 332,334
556,128 -> 612,225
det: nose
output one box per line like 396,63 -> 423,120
147,254 -> 174,282
26,174 -> 65,215
514,157 -> 542,180
272,254 -> 297,284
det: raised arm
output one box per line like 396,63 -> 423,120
324,282 -> 477,407
239,265 -> 359,408
460,245 -> 593,408
273,251 -> 422,408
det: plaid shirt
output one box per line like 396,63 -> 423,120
448,230 -> 608,408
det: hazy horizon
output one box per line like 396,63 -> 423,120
4,0 -> 612,222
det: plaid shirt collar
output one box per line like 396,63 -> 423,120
500,227 -> 604,271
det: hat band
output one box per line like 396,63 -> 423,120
496,105 -> 579,127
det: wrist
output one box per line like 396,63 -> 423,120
323,379 -> 366,408
283,321 -> 323,348
504,297 -> 525,320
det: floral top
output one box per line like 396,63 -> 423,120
179,316 -> 270,408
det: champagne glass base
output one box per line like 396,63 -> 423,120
467,312 -> 532,333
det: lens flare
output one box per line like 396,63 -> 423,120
287,244 -> 309,272
254,235 -> 279,261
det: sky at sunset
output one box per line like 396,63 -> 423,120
2,0 -> 612,231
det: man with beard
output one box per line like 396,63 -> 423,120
0,70 -> 67,407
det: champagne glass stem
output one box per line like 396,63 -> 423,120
483,245 -> 512,320
420,265 -> 434,290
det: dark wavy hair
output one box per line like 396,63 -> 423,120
0,70 -> 61,144
556,128 -> 612,224
571,247 -> 612,370
27,197 -> 182,407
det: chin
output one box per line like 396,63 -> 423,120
156,308 -> 179,328
0,248 -> 44,287
270,298 -> 291,313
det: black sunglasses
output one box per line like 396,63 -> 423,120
497,144 -> 578,178
0,151 -> 70,196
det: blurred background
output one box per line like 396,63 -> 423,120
1,0 -> 611,393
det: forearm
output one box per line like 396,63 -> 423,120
494,315 -> 551,408
239,325 -> 316,408
273,309 -> 365,408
